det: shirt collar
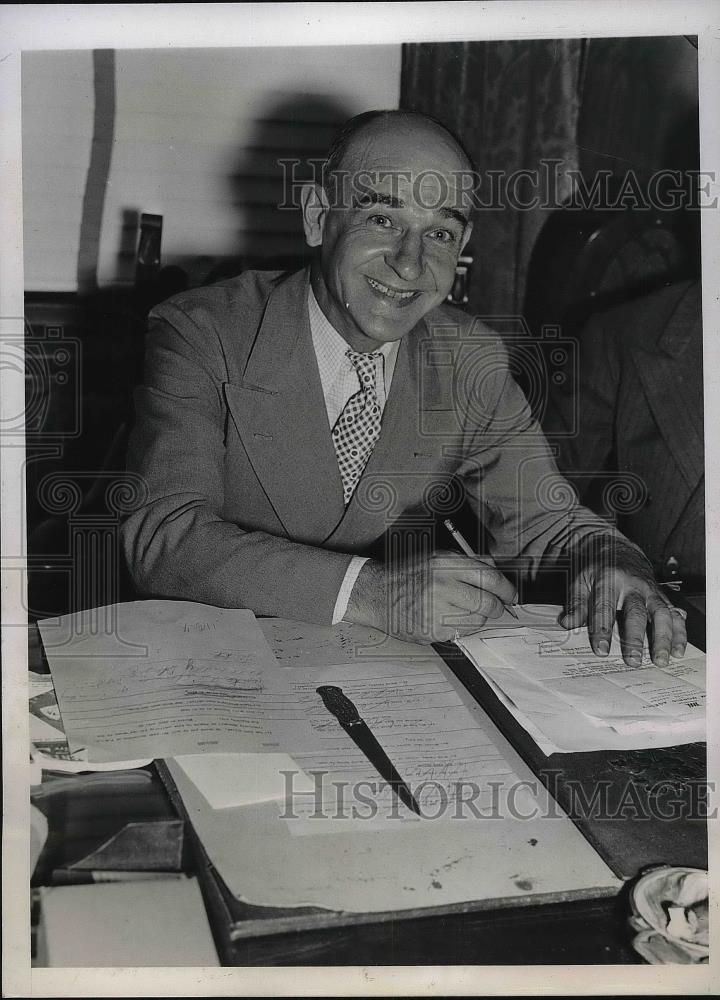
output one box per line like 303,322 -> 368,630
308,284 -> 397,370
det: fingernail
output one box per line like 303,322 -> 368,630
629,654 -> 641,666
656,651 -> 669,666
672,646 -> 684,657
597,640 -> 610,655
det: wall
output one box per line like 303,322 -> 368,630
22,51 -> 95,291
22,45 -> 401,291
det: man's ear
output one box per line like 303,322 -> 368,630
300,183 -> 329,248
460,219 -> 473,254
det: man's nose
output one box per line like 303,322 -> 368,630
386,232 -> 424,283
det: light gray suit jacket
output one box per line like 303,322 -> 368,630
122,266 -> 630,623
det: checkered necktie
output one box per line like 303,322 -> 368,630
332,350 -> 383,504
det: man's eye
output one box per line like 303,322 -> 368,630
367,214 -> 393,228
428,229 -> 455,244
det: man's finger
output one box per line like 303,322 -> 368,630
452,621 -> 491,638
450,560 -> 517,605
426,622 -> 465,644
588,581 -> 620,656
643,598 -> 674,666
669,606 -> 688,658
442,604 -> 500,631
444,582 -> 504,620
559,579 -> 589,629
618,591 -> 648,666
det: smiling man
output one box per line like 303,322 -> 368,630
302,114 -> 474,350
122,109 -> 686,666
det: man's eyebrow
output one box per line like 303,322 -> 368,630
438,206 -> 469,228
352,191 -> 404,209
352,192 -> 469,228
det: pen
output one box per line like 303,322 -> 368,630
316,685 -> 422,816
443,518 -> 518,619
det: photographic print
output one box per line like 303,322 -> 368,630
2,3 -> 718,997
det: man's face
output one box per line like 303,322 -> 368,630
306,123 -> 473,351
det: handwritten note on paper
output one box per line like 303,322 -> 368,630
39,601 -> 316,763
276,657 -> 521,834
259,618 -> 358,667
258,617 -> 432,668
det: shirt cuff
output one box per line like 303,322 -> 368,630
332,556 -> 369,625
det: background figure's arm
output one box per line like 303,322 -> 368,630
456,331 -> 646,579
121,303 -> 353,624
542,312 -> 620,504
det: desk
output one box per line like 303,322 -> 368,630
29,593 -> 706,966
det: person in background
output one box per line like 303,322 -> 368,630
543,279 -> 703,586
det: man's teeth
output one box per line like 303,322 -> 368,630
367,278 -> 417,300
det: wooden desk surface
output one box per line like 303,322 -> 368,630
29,593 -> 707,966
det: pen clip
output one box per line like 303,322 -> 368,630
316,685 -> 361,727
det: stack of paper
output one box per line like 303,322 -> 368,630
29,671 -> 153,776
38,601 -> 317,763
173,752 -> 315,810
37,876 -> 218,967
457,605 -> 706,754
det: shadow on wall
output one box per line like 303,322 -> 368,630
201,93 -> 354,285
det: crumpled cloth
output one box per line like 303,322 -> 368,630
629,866 -> 709,964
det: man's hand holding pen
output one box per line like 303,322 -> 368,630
345,525 -> 688,663
345,551 -> 518,645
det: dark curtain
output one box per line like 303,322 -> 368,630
401,40 -> 582,319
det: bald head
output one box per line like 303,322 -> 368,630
301,107 -> 475,352
325,109 -> 475,183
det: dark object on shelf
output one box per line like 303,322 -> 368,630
447,254 -> 473,306
135,212 -> 163,286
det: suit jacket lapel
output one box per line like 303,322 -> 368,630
628,283 -> 704,490
224,268 -> 346,542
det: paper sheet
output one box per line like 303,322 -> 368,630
29,671 -> 153,773
259,617 -> 437,667
39,876 -> 219,967
168,651 -> 528,833
39,601 -> 317,762
457,607 -> 706,753
173,753 -> 316,809
494,630 -> 704,717
280,656 -> 521,834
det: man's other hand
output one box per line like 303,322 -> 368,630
345,551 -> 518,644
559,541 -> 687,666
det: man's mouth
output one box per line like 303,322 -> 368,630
366,277 -> 421,304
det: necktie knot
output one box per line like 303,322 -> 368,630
346,349 -> 382,391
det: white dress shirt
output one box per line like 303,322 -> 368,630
307,285 -> 400,624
